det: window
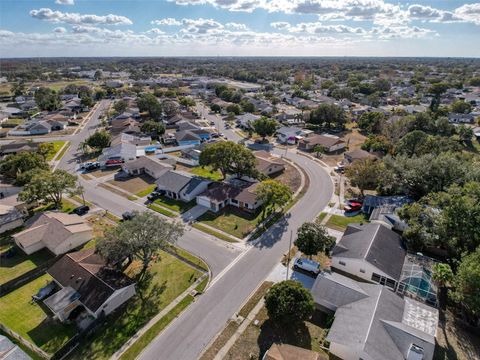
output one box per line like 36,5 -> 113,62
231,199 -> 238,204
339,261 -> 346,266
360,269 -> 366,273
371,273 -> 381,283
386,278 -> 397,289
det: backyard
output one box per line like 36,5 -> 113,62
197,207 -> 265,239
223,307 -> 331,360
0,274 -> 77,355
189,166 -> 223,181
69,251 -> 203,360
321,212 -> 368,232
107,174 -> 156,197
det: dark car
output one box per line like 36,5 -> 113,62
122,211 -> 136,221
147,190 -> 164,201
84,162 -> 100,171
72,205 -> 90,216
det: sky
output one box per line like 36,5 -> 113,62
1,0 -> 480,58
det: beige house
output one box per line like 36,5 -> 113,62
13,212 -> 92,255
122,156 -> 173,179
0,204 -> 24,234
254,151 -> 286,177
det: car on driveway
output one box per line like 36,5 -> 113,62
147,190 -> 164,201
293,258 -> 320,276
82,162 -> 100,171
72,205 -> 90,216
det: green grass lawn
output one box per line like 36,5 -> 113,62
189,166 -> 223,181
325,213 -> 368,231
135,184 -> 156,198
192,223 -> 239,243
148,203 -> 176,218
197,207 -> 264,239
153,196 -> 196,214
0,246 -> 53,285
70,251 -> 202,360
33,198 -> 77,214
0,274 -> 77,354
44,141 -> 67,161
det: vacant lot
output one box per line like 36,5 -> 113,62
70,251 -> 202,360
0,274 -> 77,354
198,207 -> 264,239
321,128 -> 367,167
224,307 -> 331,360
272,162 -> 302,193
107,174 -> 156,196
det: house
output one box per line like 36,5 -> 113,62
254,151 -> 285,176
175,130 -> 202,146
122,156 -> 172,179
0,141 -> 39,155
0,204 -> 24,234
331,223 -> 406,289
13,212 -> 93,256
298,134 -> 346,153
26,121 -> 52,135
369,205 -> 408,232
311,271 -> 438,360
236,113 -> 261,129
111,133 -> 151,147
196,181 -> 261,213
0,334 -> 32,360
46,248 -> 135,321
361,195 -> 413,215
344,149 -> 379,164
263,343 -> 326,360
276,127 -> 306,144
448,113 -> 475,124
155,170 -> 210,202
98,142 -> 137,167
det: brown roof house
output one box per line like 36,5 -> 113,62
196,181 -> 261,213
263,344 -> 326,360
344,149 -> 379,164
298,134 -> 345,153
45,248 -> 136,321
13,212 -> 92,255
254,151 -> 285,177
122,156 -> 173,179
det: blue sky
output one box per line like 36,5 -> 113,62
1,0 -> 479,57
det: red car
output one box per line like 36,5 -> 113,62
344,203 -> 362,212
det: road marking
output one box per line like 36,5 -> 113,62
207,245 -> 252,289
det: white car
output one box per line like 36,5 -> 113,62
293,258 -> 320,276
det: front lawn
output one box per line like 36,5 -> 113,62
197,207 -> 264,239
224,307 -> 331,360
0,274 -> 77,354
70,251 -> 202,360
153,196 -> 196,214
44,141 -> 67,161
325,213 -> 368,231
107,174 -> 155,196
189,166 -> 223,181
33,198 -> 77,214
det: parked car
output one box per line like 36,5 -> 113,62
122,211 -> 136,221
346,199 -> 363,206
83,161 -> 100,171
147,190 -> 164,201
344,204 -> 362,213
334,164 -> 345,173
293,258 -> 320,276
72,205 -> 90,216
209,120 -> 215,126
211,133 -> 220,138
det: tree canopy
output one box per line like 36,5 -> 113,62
141,120 -> 165,140
265,280 -> 314,325
252,117 -> 277,141
295,222 -> 335,257
86,130 -> 111,150
138,93 -> 162,120
309,103 -> 346,129
0,151 -> 49,184
96,211 -> 184,276
450,247 -> 480,317
34,87 -> 60,111
255,180 -> 292,218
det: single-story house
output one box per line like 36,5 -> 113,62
448,113 -> 475,124
98,142 -> 137,167
236,113 -> 261,130
263,343 -> 326,360
254,150 -> 285,177
122,156 -> 172,179
175,130 -> 202,146
369,205 -> 408,232
111,133 -> 151,147
155,170 -> 210,202
276,127 -> 306,144
13,212 -> 93,255
0,204 -> 24,234
26,121 -> 52,135
344,149 -> 379,164
331,223 -> 406,290
196,181 -> 261,213
311,271 -> 438,360
298,134 -> 346,153
46,248 -> 135,321
0,141 -> 39,155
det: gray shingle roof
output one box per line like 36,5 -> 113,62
332,223 -> 406,280
155,170 -> 193,193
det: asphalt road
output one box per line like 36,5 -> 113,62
138,107 -> 334,360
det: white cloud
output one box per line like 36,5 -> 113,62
55,0 -> 74,5
146,28 -> 166,35
151,18 -> 182,26
275,21 -> 367,35
270,22 -> 290,30
30,8 -> 133,25
454,3 -> 480,25
225,22 -> 249,31
53,26 -> 67,33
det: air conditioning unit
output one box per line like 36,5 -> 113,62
407,344 -> 424,360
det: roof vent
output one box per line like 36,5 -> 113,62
76,277 -> 82,283
407,344 -> 424,360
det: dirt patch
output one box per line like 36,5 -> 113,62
272,162 -> 302,193
321,129 -> 367,167
89,167 -> 120,178
434,310 -> 480,360
107,174 -> 155,195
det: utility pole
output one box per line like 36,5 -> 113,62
286,230 -> 293,280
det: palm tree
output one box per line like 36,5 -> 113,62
77,140 -> 89,160
432,263 -> 454,310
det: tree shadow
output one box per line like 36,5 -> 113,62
257,319 -> 312,358
252,215 -> 290,249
